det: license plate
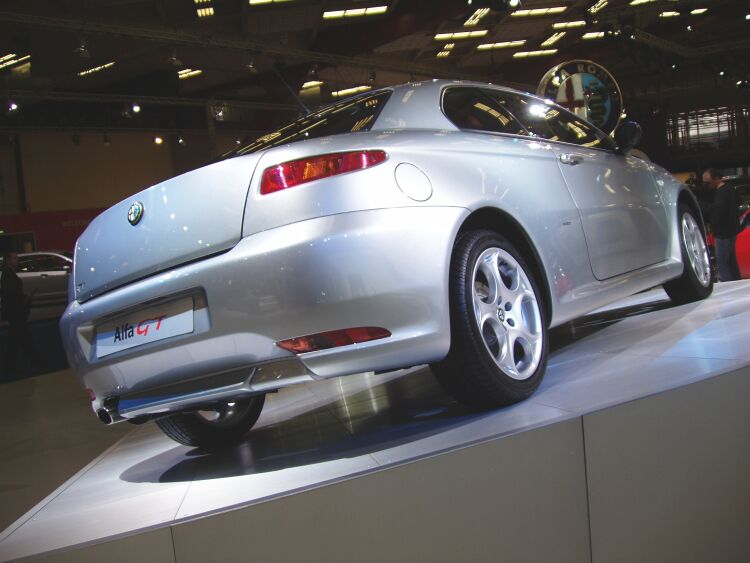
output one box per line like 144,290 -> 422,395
95,297 -> 194,359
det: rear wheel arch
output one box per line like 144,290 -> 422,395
456,207 -> 553,325
677,188 -> 704,226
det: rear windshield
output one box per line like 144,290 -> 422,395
227,90 -> 392,158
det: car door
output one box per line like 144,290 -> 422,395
17,254 -> 70,302
490,91 -> 670,281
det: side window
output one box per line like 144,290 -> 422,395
443,88 -> 527,136
36,255 -> 70,271
487,91 -> 615,150
17,256 -> 38,272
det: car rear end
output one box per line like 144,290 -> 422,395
60,85 -> 466,424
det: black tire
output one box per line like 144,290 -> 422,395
155,395 -> 265,448
431,230 -> 549,409
663,203 -> 714,305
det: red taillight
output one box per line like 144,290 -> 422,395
86,388 -> 96,402
276,326 -> 391,354
260,150 -> 387,195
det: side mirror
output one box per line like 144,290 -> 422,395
614,121 -> 642,155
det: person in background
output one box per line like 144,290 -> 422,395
1,251 -> 37,375
699,169 -> 741,281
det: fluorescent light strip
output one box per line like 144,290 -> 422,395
582,31 -> 604,39
552,20 -> 585,28
323,6 -> 387,19
331,85 -> 372,98
437,51 -> 451,58
77,61 -> 116,76
513,49 -> 557,58
691,8 -> 707,14
0,54 -> 31,70
0,53 -> 16,63
302,80 -> 324,88
250,0 -> 296,4
444,43 -> 455,50
434,30 -> 488,40
629,0 -> 655,5
659,11 -> 680,17
464,8 -> 490,27
511,7 -> 566,17
196,7 -> 214,16
588,0 -> 607,14
178,68 -> 203,79
477,40 -> 526,50
541,31 -> 566,46
194,0 -> 211,3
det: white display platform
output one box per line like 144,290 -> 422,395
2,282 -> 750,562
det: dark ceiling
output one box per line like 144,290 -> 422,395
0,0 -> 748,138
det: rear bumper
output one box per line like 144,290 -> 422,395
61,206 -> 466,419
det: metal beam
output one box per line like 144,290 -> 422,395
4,89 -> 298,111
0,10 -> 485,81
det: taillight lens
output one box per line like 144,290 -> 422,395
260,150 -> 387,195
277,326 -> 391,354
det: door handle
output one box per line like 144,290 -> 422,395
560,153 -> 584,166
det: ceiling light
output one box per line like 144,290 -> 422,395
250,0 -> 296,4
588,0 -> 607,14
8,101 -> 18,112
629,0 -> 655,5
177,136 -> 186,145
582,31 -> 604,39
323,5 -> 388,19
0,53 -> 16,63
331,85 -> 372,98
434,30 -> 488,40
196,7 -> 214,17
437,51 -> 451,57
659,11 -> 680,17
690,8 -> 707,15
686,24 -> 692,31
74,39 -> 90,58
444,43 -> 455,50
477,40 -> 526,50
512,49 -> 558,58
153,136 -> 164,145
132,102 -> 141,113
194,0 -> 211,3
302,80 -> 324,88
464,8 -> 490,27
178,68 -> 203,79
246,61 -> 259,74
77,61 -> 116,77
552,21 -> 585,28
719,70 -> 725,76
0,54 -> 31,71
512,7 -> 566,17
541,31 -> 566,46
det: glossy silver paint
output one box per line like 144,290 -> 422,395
61,79 -> 694,421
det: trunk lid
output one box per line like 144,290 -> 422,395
74,154 -> 260,303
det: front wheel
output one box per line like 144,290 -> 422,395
155,395 -> 265,448
663,204 -> 713,305
431,230 -> 548,409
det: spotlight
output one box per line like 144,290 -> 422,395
153,136 -> 163,145
719,70 -> 725,76
246,61 -> 258,74
214,106 -> 225,121
235,138 -> 241,145
132,102 -> 141,113
8,101 -> 18,112
308,64 -> 319,80
177,136 -> 186,145
686,24 -> 692,31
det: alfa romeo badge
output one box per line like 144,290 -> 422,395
127,201 -> 144,226
537,60 -> 623,135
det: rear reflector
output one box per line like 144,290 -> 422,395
260,150 -> 387,195
276,326 -> 391,354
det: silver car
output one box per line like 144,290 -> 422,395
60,80 -> 712,448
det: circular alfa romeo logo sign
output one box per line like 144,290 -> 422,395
127,201 -> 144,225
537,60 -> 623,134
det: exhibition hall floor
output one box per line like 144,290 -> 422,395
2,281 -> 750,561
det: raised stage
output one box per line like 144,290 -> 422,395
2,282 -> 750,562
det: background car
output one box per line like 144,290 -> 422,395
1,251 -> 72,322
60,80 -> 713,448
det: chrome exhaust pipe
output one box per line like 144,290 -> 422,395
97,408 -> 114,425
96,399 -> 123,425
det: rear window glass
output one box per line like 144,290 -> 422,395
228,90 -> 392,158
443,87 -> 526,136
